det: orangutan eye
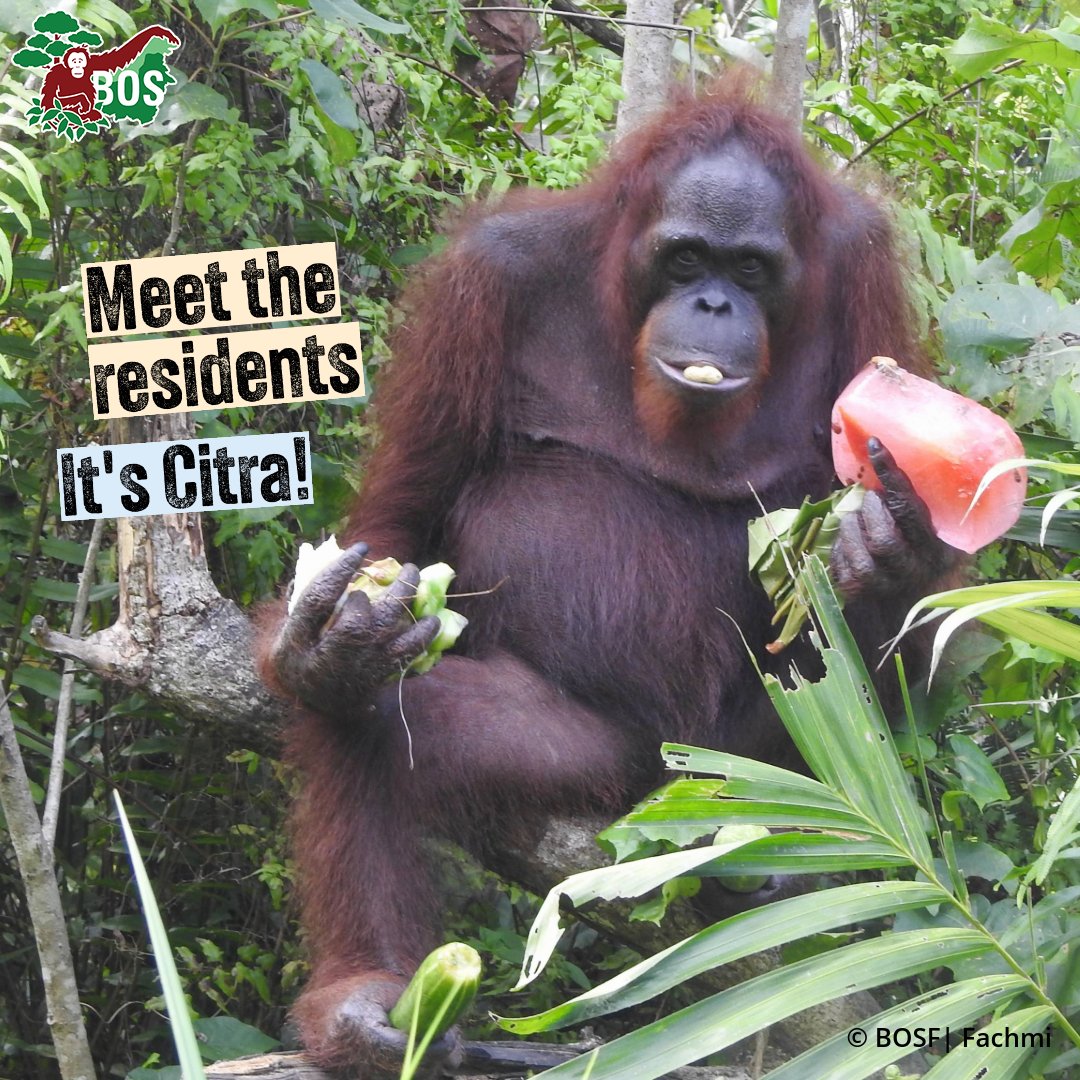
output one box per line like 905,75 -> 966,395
672,247 -> 701,266
668,246 -> 706,279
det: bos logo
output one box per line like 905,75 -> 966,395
14,10 -> 180,141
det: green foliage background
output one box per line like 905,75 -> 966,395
0,0 -> 1078,1076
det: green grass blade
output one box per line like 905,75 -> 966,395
918,1006 -> 1056,1080
765,975 -> 1031,1080
1041,487 -> 1080,544
977,607 -> 1080,663
514,843 -> 755,989
973,455 -> 1080,497
694,832 -> 913,875
531,930 -> 991,1079
0,141 -> 47,216
662,744 -> 846,802
0,228 -> 12,303
113,791 -> 206,1079
919,581 -> 1080,606
519,833 -> 915,988
498,881 -> 948,1034
1024,774 -> 1080,888
659,750 -> 855,810
623,796 -> 883,835
764,558 -> 932,866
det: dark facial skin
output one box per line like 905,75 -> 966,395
635,143 -> 798,399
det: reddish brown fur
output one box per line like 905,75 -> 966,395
258,78 -> 941,1073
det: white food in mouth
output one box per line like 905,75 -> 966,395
683,364 -> 724,385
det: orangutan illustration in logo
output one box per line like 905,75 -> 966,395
40,26 -> 180,123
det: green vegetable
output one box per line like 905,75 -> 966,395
414,562 -> 456,618
746,486 -> 864,653
409,608 -> 469,675
388,942 -> 483,1038
432,608 -> 468,652
347,556 -> 405,600
301,544 -> 467,676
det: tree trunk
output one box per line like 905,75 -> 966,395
30,122 -> 283,750
30,411 -> 282,749
0,697 -> 96,1080
771,0 -> 815,124
615,0 -> 676,138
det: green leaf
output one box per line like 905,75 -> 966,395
940,284 -> 1058,397
948,734 -> 1010,810
627,775 -> 854,827
517,830 -> 913,991
528,931 -> 991,1079
300,60 -> 361,132
114,793 -> 206,1079
38,536 -> 91,564
919,1006 -> 1055,1078
747,486 -> 864,650
623,793 -> 882,836
122,81 -> 238,140
312,104 -> 359,165
190,1017 -> 279,1061
950,839 -> 1014,888
1039,484 -> 1080,543
1007,179 -> 1080,286
761,558 -> 933,867
12,666 -> 62,698
31,578 -> 117,603
946,13 -> 1080,80
690,832 -> 913,877
628,876 -> 700,925
0,185 -> 31,239
1,140 -> 48,217
513,844 -> 755,989
914,580 -> 1080,608
892,581 -> 1080,679
309,0 -> 410,35
0,377 -> 29,408
498,881 -> 947,1034
12,665 -> 101,704
766,975 -> 1031,1079
1024,773 -> 1080,888
192,0 -> 277,33
0,224 -> 12,303
166,81 -> 235,124
973,607 -> 1080,665
72,1 -> 136,38
661,744 -> 852,807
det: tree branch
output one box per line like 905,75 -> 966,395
0,694 -> 96,1079
846,59 -> 1024,166
548,0 -> 625,55
204,1048 -> 756,1079
42,517 -> 104,857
